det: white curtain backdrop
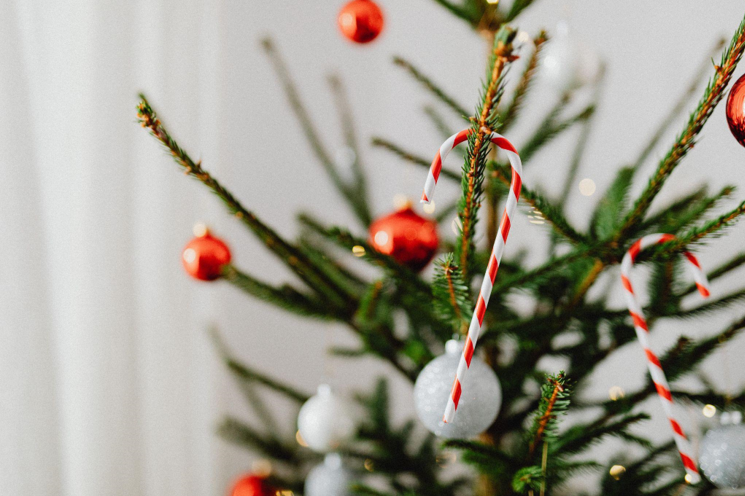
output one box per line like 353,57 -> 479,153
2,1 -> 745,495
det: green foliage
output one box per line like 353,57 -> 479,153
137,5 -> 745,496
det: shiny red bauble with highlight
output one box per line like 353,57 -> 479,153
369,206 -> 439,272
229,474 -> 274,496
338,0 -> 384,44
726,73 -> 745,147
182,231 -> 231,281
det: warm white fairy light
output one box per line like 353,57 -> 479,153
193,222 -> 208,237
579,178 -> 597,196
352,245 -> 366,257
702,404 -> 717,418
393,194 -> 409,209
610,465 -> 626,480
422,200 -> 436,214
295,430 -> 309,447
608,386 -> 625,401
486,0 -> 499,4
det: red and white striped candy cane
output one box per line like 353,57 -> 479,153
621,233 -> 710,484
421,129 -> 523,424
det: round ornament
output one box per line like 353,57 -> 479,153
305,453 -> 354,496
413,339 -> 501,439
726,73 -> 745,147
338,0 -> 384,44
182,230 -> 231,281
229,474 -> 274,496
542,21 -> 601,92
699,414 -> 745,489
369,205 -> 439,272
298,385 -> 357,452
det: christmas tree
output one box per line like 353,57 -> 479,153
137,1 -> 745,495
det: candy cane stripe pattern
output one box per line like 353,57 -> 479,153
621,233 -> 710,484
421,129 -> 522,425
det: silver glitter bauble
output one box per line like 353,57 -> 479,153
305,453 -> 354,496
413,339 -> 501,439
298,385 -> 356,453
699,423 -> 745,489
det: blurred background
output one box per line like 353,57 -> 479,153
3,1 -> 745,495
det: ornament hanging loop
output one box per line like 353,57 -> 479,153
620,233 -> 710,484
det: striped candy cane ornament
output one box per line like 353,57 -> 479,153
621,233 -> 711,484
420,129 -> 523,425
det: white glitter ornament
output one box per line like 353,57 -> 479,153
305,453 -> 354,496
699,412 -> 745,489
413,339 -> 501,439
298,385 -> 356,452
542,21 -> 601,92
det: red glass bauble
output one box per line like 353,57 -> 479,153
338,0 -> 384,44
182,231 -> 231,281
229,474 -> 274,496
369,206 -> 439,272
726,73 -> 745,147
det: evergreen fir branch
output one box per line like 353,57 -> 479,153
328,74 -> 372,224
527,373 -> 571,456
492,245 -> 593,293
298,213 -> 432,295
640,186 -> 734,233
222,265 -> 340,319
619,15 -> 745,237
298,236 -> 367,293
678,199 -> 745,245
678,251 -> 745,297
223,358 -> 311,404
432,254 -> 473,330
217,416 -> 301,463
505,0 -> 536,22
371,137 -> 461,181
556,67 -> 606,209
590,167 -> 635,241
554,413 -> 651,456
500,31 -> 548,131
424,105 -> 456,139
490,161 -> 587,244
518,100 -> 596,165
393,56 -> 470,118
512,466 -> 543,494
668,288 -> 745,319
428,0 -> 473,24
457,26 -> 517,279
632,37 -> 727,171
210,327 -> 283,432
262,39 -> 372,227
136,95 -> 355,308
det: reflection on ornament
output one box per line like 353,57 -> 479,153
338,0 -> 384,44
369,206 -> 439,272
305,453 -> 355,496
726,73 -> 745,147
297,385 -> 357,452
413,340 -> 501,439
699,416 -> 745,489
230,474 -> 275,496
182,229 -> 231,281
542,21 -> 601,92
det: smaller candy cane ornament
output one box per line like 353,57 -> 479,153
421,129 -> 523,425
621,233 -> 710,484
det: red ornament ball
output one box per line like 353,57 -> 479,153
229,474 -> 274,496
338,0 -> 384,44
182,230 -> 231,281
726,73 -> 745,147
369,206 -> 439,272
